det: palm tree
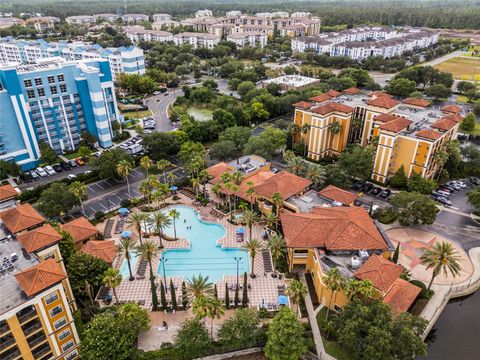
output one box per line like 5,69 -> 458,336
140,155 -> 153,177
157,159 -> 171,183
245,181 -> 256,210
198,169 -> 209,196
117,160 -> 134,198
263,212 -> 278,230
186,275 -> 214,301
433,149 -> 449,181
139,180 -> 151,206
287,156 -> 306,176
420,241 -> 462,290
69,181 -> 87,214
305,163 -> 326,188
168,209 -> 180,239
330,121 -> 342,135
211,183 -> 223,205
206,297 -> 225,339
117,236 -> 136,281
268,235 -> 286,274
271,191 -> 283,219
344,278 -> 362,301
192,295 -> 210,321
242,239 -> 264,278
288,123 -> 300,146
136,240 -> 160,311
167,172 -> 175,186
152,211 -> 171,247
286,279 -> 308,318
242,209 -> 259,241
356,279 -> 375,300
301,123 -> 311,156
103,268 -> 122,305
323,268 -> 345,320
127,212 -> 149,245
191,177 -> 200,197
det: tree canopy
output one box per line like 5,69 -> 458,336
390,191 -> 439,226
339,145 -> 374,181
37,183 -> 79,218
93,148 -> 134,179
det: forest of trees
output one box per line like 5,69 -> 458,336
1,0 -> 480,30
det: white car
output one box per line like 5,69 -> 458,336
44,165 -> 56,176
36,167 -> 48,177
451,181 -> 466,189
67,174 -> 77,180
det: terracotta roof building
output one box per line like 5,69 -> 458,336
207,162 -> 235,181
441,105 -> 462,114
383,278 -> 421,313
415,129 -> 442,141
0,203 -> 44,233
0,184 -> 18,202
431,117 -> 458,131
292,101 -> 314,109
318,185 -> 358,205
355,254 -> 403,292
403,97 -> 430,108
379,117 -> 412,133
253,171 -> 312,201
62,217 -> 99,247
367,96 -> 400,109
14,259 -> 66,297
342,87 -> 361,95
81,240 -> 117,264
17,223 -> 62,253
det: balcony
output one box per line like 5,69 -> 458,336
0,345 -> 21,360
0,320 -> 10,335
28,332 -> 47,349
32,342 -> 52,360
22,319 -> 43,337
16,306 -> 38,324
0,334 -> 16,351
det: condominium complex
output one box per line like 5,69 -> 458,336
0,58 -> 119,170
195,9 -> 214,18
293,90 -> 463,183
24,17 -> 60,32
262,75 -> 321,91
121,14 -> 150,24
225,32 -> 268,48
0,37 -> 145,79
292,27 -> 439,59
152,13 -> 172,23
0,203 -> 79,360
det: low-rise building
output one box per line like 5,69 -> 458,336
81,240 -> 117,265
173,32 -> 221,49
121,14 -> 149,24
226,32 -> 268,48
152,19 -> 180,30
25,16 -> 60,32
153,13 -> 172,23
65,15 -> 96,26
0,17 -> 24,29
125,26 -> 174,43
94,13 -> 119,22
61,216 -> 99,249
195,9 -> 213,18
262,75 -> 321,91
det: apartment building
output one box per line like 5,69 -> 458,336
125,27 -> 174,43
0,17 -> 23,29
0,58 -> 118,170
152,20 -> 180,30
0,37 -> 145,80
262,75 -> 321,91
195,9 -> 213,18
255,12 -> 290,19
226,32 -> 268,48
121,14 -> 149,24
225,10 -> 242,17
293,89 -> 463,183
65,15 -> 96,26
25,17 -> 60,33
94,14 -> 119,22
153,13 -> 171,22
173,32 -> 221,49
0,203 -> 79,360
292,27 -> 438,59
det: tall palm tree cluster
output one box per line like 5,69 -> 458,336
286,155 -> 326,188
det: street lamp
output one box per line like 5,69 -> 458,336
234,257 -> 242,291
160,256 -> 168,293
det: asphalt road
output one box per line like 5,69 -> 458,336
17,164 -> 92,191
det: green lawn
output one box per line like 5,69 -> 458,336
121,109 -> 152,120
316,308 -> 352,360
460,121 -> 480,135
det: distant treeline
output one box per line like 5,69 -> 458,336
2,0 -> 480,30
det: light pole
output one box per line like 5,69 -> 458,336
160,256 -> 168,293
234,257 -> 242,291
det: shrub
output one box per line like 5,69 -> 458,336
410,279 -> 434,299
375,207 -> 397,224
120,199 -> 132,208
94,211 -> 105,222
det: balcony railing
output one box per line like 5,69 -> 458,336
17,308 -> 38,324
23,321 -> 42,337
28,333 -> 47,349
0,335 -> 16,351
32,343 -> 52,360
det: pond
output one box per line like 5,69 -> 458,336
186,106 -> 213,121
416,290 -> 479,360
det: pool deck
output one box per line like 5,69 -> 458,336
104,193 -> 287,311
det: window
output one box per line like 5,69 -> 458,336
37,88 -> 45,97
49,305 -> 63,317
34,78 -> 43,86
54,317 -> 67,330
57,74 -> 65,82
60,84 -> 67,93
65,350 -> 78,360
43,252 -> 55,260
44,292 -> 59,305
58,329 -> 71,341
24,79 -> 33,87
62,340 -> 75,352
50,85 -> 58,95
47,75 -> 55,84
27,89 -> 35,99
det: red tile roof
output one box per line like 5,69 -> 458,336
207,162 -> 234,182
342,87 -> 361,95
325,89 -> 342,97
0,184 -> 18,202
61,217 -> 99,244
0,204 -> 44,233
309,93 -> 333,103
442,113 -> 463,123
368,96 -> 400,109
253,171 -> 312,200
441,105 -> 461,114
81,240 -> 117,264
355,255 -> 403,292
373,113 -> 398,123
318,185 -> 358,205
431,117 -> 458,131
383,278 -> 421,313
17,224 -> 62,253
379,117 -> 412,133
416,129 -> 442,141
293,101 -> 314,109
280,207 -> 388,251
310,102 -> 353,115
368,91 -> 392,98
402,97 -> 430,107
15,259 -> 66,297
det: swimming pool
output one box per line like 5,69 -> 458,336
155,205 -> 249,282
120,251 -> 139,278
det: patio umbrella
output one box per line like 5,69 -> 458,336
277,295 -> 289,306
236,228 -> 245,234
121,230 -> 132,238
119,208 -> 129,215
170,186 -> 178,192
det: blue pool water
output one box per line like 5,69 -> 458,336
155,205 -> 249,282
120,251 -> 139,278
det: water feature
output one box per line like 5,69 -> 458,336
120,251 -> 139,278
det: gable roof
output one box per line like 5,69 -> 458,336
431,117 -> 458,131
325,89 -> 342,97
309,93 -> 333,103
17,224 -> 62,253
81,240 -> 117,264
207,162 -> 234,182
0,203 -> 44,233
342,87 -> 361,95
15,259 -> 66,297
367,96 -> 400,109
355,254 -> 403,292
0,184 -> 18,202
442,113 -> 463,123
441,105 -> 461,114
280,207 -> 388,251
310,102 -> 353,115
293,101 -> 315,109
416,129 -> 442,141
373,113 -> 399,123
318,185 -> 358,205
253,171 -> 312,200
383,278 -> 421,313
61,217 -> 98,243
402,97 -> 430,107
379,117 -> 412,133
368,91 -> 392,98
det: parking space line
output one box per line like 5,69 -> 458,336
116,195 -> 123,201
88,186 -> 97,193
99,203 -> 107,210
132,190 -> 140,196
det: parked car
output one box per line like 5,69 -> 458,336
351,181 -> 364,191
434,189 -> 450,198
67,174 -> 77,180
60,162 -> 72,171
450,180 -> 466,189
92,151 -> 101,158
440,184 -> 455,192
470,177 -> 480,185
52,164 -> 63,173
44,165 -> 56,176
445,181 -> 461,191
29,170 -> 39,179
84,170 -> 92,175
36,167 -> 48,177
69,160 -> 78,167
371,187 -> 382,196
435,196 -> 452,206
75,158 -> 85,166
379,189 -> 392,199
361,183 -> 374,193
